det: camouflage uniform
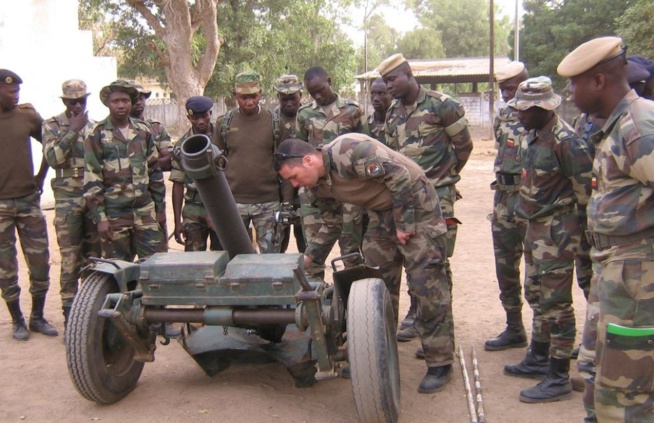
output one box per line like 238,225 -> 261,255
296,95 -> 368,271
516,114 -> 593,358
169,124 -> 221,252
304,133 -> 453,367
43,110 -> 101,308
367,112 -> 386,144
143,118 -> 172,251
0,103 -> 50,303
586,90 -> 654,422
83,116 -> 165,261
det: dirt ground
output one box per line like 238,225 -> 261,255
0,137 -> 589,423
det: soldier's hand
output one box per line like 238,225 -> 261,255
158,148 -> 173,171
69,111 -> 88,133
174,223 -> 185,245
98,221 -> 115,242
396,229 -> 415,245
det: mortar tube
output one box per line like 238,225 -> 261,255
180,134 -> 256,258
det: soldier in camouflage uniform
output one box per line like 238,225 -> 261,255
484,62 -> 532,351
272,74 -> 305,253
84,80 -> 166,262
214,70 -> 290,253
42,79 -> 101,325
0,69 -> 57,341
378,53 -> 473,344
296,66 -> 368,275
274,135 -> 454,394
367,77 -> 392,144
560,36 -> 654,423
170,96 -> 221,252
502,76 -> 592,404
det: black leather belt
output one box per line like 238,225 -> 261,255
186,190 -> 203,205
586,227 -> 654,251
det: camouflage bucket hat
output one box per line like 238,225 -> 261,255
507,76 -> 561,111
61,79 -> 91,99
99,80 -> 139,106
234,70 -> 261,94
273,74 -> 303,94
129,81 -> 152,98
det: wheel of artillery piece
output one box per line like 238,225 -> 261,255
65,272 -> 145,404
347,278 -> 401,423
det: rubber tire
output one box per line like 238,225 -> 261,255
348,278 -> 401,423
66,272 -> 145,404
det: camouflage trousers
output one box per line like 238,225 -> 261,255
576,231 -> 593,299
0,192 -> 50,302
102,201 -> 165,262
525,211 -> 581,358
592,239 -> 654,423
363,180 -> 453,367
435,185 -> 459,259
53,191 -> 101,307
182,202 -> 221,252
236,201 -> 280,254
578,261 -> 602,423
491,188 -> 530,313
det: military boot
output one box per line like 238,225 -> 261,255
6,300 -> 29,341
418,364 -> 452,394
397,294 -> 419,342
484,310 -> 527,351
28,296 -> 58,337
504,340 -> 549,379
519,357 -> 573,403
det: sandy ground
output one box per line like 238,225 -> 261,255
0,138 -> 588,423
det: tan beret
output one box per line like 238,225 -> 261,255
377,53 -> 408,77
507,76 -> 561,111
557,36 -> 624,77
495,62 -> 526,83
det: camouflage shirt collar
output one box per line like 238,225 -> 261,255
526,113 -> 558,145
601,89 -> 640,137
55,110 -> 71,126
101,115 -> 138,131
317,147 -> 334,189
311,94 -> 344,111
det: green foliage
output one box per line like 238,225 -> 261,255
396,28 -> 445,60
617,0 -> 654,57
355,13 -> 399,73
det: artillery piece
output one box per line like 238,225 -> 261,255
65,134 -> 401,423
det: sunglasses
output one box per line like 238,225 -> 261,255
67,98 -> 87,106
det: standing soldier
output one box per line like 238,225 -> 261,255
130,82 -> 174,171
503,76 -> 592,403
42,79 -> 100,326
272,74 -> 305,253
367,77 -> 392,143
296,66 -> 368,275
559,36 -> 654,423
378,53 -> 473,344
485,62 -> 530,351
170,96 -> 221,251
0,69 -> 57,340
84,80 -> 166,262
214,70 -> 290,253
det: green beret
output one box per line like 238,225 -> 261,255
99,80 -> 139,106
0,69 -> 23,85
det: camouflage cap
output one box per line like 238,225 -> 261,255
99,80 -> 139,107
557,36 -> 624,78
495,61 -> 526,83
234,70 -> 262,94
273,74 -> 303,94
507,76 -> 561,111
129,81 -> 152,99
60,79 -> 91,99
0,69 -> 22,85
377,53 -> 408,77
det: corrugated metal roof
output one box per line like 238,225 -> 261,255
355,56 -> 511,80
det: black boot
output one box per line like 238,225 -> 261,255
28,296 -> 58,337
6,300 -> 29,341
399,294 -> 417,329
519,357 -> 573,403
504,340 -> 549,379
418,364 -> 452,394
484,310 -> 527,351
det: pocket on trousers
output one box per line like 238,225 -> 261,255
53,213 -> 67,227
598,326 -> 654,391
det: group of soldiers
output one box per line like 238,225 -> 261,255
0,33 -> 651,422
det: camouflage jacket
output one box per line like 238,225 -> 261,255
169,124 -> 216,204
296,94 -> 367,146
572,113 -> 605,160
144,118 -> 173,151
493,105 -> 524,175
516,114 -> 592,221
384,87 -> 472,188
43,111 -> 97,193
367,112 -> 386,144
304,133 -> 445,262
83,116 -> 165,224
588,90 -> 654,237
272,106 -> 299,141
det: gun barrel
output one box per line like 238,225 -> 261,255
180,134 -> 256,258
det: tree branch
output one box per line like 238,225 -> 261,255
127,0 -> 166,38
196,0 -> 222,86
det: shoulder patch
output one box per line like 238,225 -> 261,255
364,157 -> 385,178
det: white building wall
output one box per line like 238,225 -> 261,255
0,0 -> 116,206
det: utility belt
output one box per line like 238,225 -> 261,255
55,167 -> 84,178
491,173 -> 521,192
586,226 -> 654,251
185,189 -> 203,205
